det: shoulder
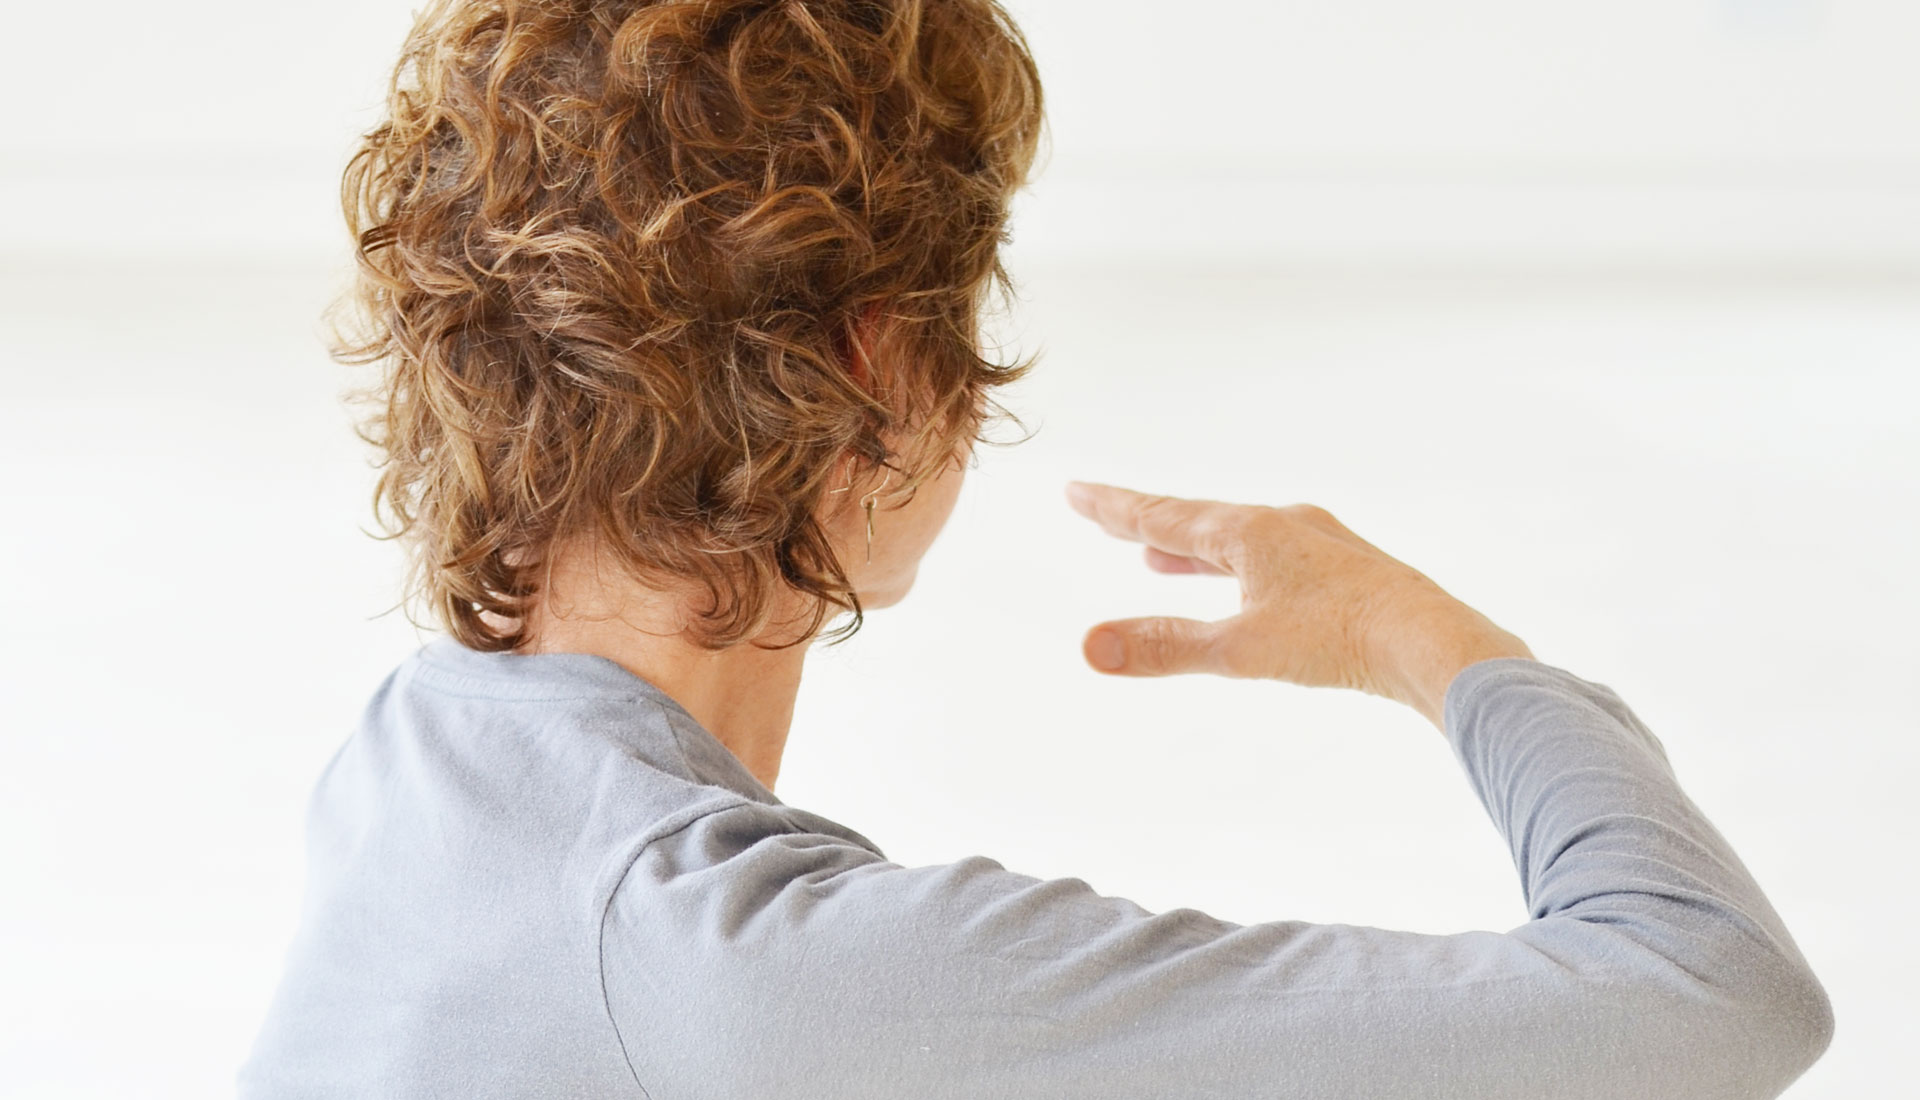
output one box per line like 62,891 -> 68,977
605,797 -> 889,900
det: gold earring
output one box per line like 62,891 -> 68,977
860,470 -> 891,564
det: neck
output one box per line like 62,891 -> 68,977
556,622 -> 806,791
502,552 -> 817,793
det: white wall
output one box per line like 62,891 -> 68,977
1,2 -> 1913,1098
2,1 -> 1915,267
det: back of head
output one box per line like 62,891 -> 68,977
337,0 -> 1045,652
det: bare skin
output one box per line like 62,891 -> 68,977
504,311 -> 972,792
1063,482 -> 1535,731
511,472 -> 1531,797
504,311 -> 1530,787
503,440 -> 970,792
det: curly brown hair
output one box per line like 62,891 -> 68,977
335,0 -> 1045,653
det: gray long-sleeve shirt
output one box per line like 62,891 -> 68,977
237,639 -> 1833,1098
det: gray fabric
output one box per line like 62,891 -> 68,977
238,639 -> 1832,1099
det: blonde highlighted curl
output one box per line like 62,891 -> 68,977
336,0 -> 1045,652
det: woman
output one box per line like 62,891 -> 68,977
240,1 -> 1832,1096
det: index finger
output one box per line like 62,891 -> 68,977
1064,481 -> 1241,570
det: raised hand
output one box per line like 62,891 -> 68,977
1064,481 -> 1534,730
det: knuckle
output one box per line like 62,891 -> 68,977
1131,493 -> 1175,523
1198,504 -> 1256,546
1282,502 -> 1336,525
1131,622 -> 1176,671
1186,513 -> 1229,552
1209,628 -> 1252,678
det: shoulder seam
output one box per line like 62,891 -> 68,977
594,796 -> 758,1098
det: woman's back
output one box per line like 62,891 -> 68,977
239,637 -> 1832,1099
237,639 -> 801,1096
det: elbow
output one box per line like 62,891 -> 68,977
1769,959 -> 1836,1082
1600,932 -> 1835,1098
1696,949 -> 1836,1097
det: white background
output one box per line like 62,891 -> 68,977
1,1 -> 1914,1096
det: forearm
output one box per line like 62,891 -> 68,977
1442,658 -> 1834,1097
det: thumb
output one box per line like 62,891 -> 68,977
1083,617 -> 1224,677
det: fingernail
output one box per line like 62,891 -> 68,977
1065,481 -> 1091,505
1087,629 -> 1125,671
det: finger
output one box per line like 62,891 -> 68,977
1083,617 -> 1226,677
1143,546 -> 1229,576
1064,481 -> 1237,567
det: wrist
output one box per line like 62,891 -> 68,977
1378,598 -> 1534,732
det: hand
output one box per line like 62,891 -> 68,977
1063,481 -> 1535,731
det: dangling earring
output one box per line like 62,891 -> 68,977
860,469 -> 891,564
828,461 -> 888,564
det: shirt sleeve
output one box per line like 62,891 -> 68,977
598,657 -> 1834,1100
